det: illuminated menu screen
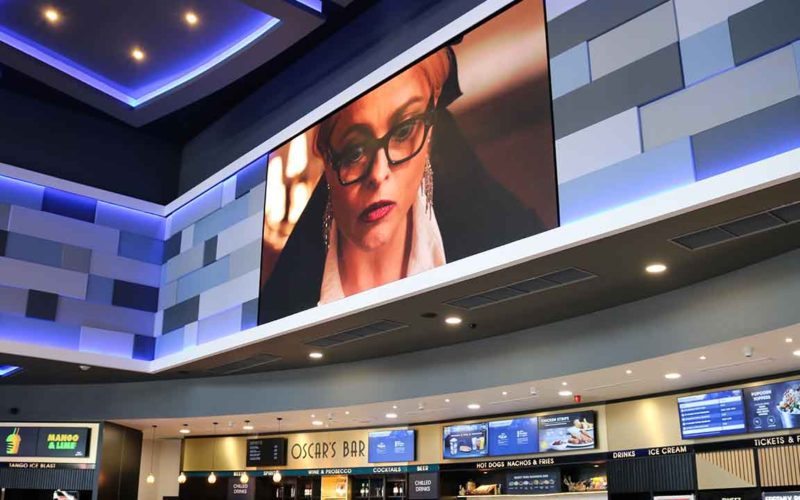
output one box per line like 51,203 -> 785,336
744,380 -> 800,432
368,430 -> 415,463
443,423 -> 488,459
246,438 -> 287,467
538,412 -> 596,453
1,427 -> 90,458
678,390 -> 747,439
489,418 -> 539,456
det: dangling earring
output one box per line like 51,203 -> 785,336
423,156 -> 434,216
323,184 -> 333,250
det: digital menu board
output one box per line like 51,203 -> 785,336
443,423 -> 488,459
538,411 -> 596,453
368,430 -> 415,463
246,438 -> 287,467
744,379 -> 800,432
35,427 -> 90,458
506,469 -> 561,494
677,389 -> 747,439
489,418 -> 539,456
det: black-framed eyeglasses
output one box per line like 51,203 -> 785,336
328,97 -> 436,186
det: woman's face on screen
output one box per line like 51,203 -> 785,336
324,69 -> 430,251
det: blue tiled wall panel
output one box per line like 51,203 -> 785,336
175,256 -> 230,303
674,0 -> 763,39
154,327 -> 185,358
57,298 -> 155,336
197,269 -> 259,321
167,184 -> 223,237
91,252 -> 161,287
85,275 -> 114,304
241,298 -> 259,330
0,314 -> 81,350
0,285 -> 27,316
215,213 -> 263,258
61,245 -> 92,273
680,21 -> 735,86
229,240 -> 261,279
95,201 -> 165,240
234,156 -> 268,199
41,188 -> 96,223
550,42 -> 591,99
78,326 -> 135,358
132,335 -> 156,361
559,138 -> 695,223
0,256 -> 88,299
0,205 -> 9,230
162,296 -> 200,334
198,305 -> 244,344
112,280 -> 159,313
0,176 -> 44,209
118,231 -> 164,265
729,0 -> 800,65
191,194 -> 250,245
162,244 -> 205,284
5,232 -> 63,268
8,205 -> 119,254
692,96 -> 800,180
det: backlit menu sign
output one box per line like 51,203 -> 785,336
489,418 -> 539,456
246,438 -> 287,467
368,430 -> 415,463
678,390 -> 747,439
744,380 -> 800,432
408,472 -> 439,499
443,423 -> 488,459
1,427 -> 89,458
538,412 -> 596,453
506,469 -> 560,494
228,476 -> 255,500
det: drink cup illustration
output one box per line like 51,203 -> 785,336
6,428 -> 21,455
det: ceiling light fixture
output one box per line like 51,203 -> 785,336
444,398 -> 451,403
664,373 -> 682,380
444,316 -> 463,325
562,382 -> 568,386
131,47 -> 146,62
311,420 -> 323,426
243,420 -> 254,431
558,390 -> 573,397
146,425 -> 157,484
385,413 -> 398,419
344,411 -> 350,415
272,418 -> 283,482
699,355 -> 707,360
309,352 -> 323,360
645,263 -> 667,274
179,424 -> 190,435
184,11 -> 199,26
467,403 -> 481,410
501,391 -> 508,396
793,349 -> 800,357
240,471 -> 249,484
43,8 -> 60,24
625,369 -> 633,375
786,338 -> 794,343
178,471 -> 187,484
392,405 -> 398,410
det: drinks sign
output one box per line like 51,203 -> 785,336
1,427 -> 89,459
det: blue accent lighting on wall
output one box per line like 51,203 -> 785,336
0,365 -> 23,378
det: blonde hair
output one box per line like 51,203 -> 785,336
315,47 -> 451,164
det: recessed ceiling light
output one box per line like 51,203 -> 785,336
467,403 -> 481,410
501,391 -> 508,396
793,349 -> 800,357
309,352 -> 323,359
786,338 -> 794,343
561,381 -> 568,386
184,11 -> 199,25
311,420 -> 323,426
131,47 -> 146,62
243,420 -> 254,431
179,424 -> 191,435
625,369 -> 632,375
444,316 -> 463,325
344,411 -> 350,415
645,263 -> 667,274
392,405 -> 398,410
43,8 -> 60,24
664,373 -> 682,380
444,398 -> 450,403
558,390 -> 573,397
385,413 -> 398,419
699,355 -> 707,360
310,414 -> 315,418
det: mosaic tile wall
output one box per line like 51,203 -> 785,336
549,0 -> 800,223
0,0 -> 798,362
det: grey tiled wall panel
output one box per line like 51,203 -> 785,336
0,257 -> 87,299
729,0 -> 800,64
0,285 -> 27,316
553,43 -> 684,139
229,239 -> 261,279
8,206 -> 119,254
61,245 -> 92,273
692,96 -> 800,180
90,252 -> 161,287
162,244 -> 204,284
547,0 -> 669,57
640,46 -> 800,150
0,204 -> 9,230
162,296 -> 200,333
673,0 -> 763,40
588,1 -> 678,79
57,297 -> 155,336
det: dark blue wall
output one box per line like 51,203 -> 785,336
178,0 -> 484,194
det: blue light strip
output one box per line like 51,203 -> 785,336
293,0 -> 323,12
0,17 -> 281,108
0,365 -> 22,378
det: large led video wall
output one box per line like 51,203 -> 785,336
258,0 -> 557,323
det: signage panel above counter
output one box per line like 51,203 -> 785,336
246,438 -> 287,467
744,379 -> 800,432
678,389 -> 747,439
539,412 -> 596,453
368,430 -> 415,463
489,418 -> 539,457
1,426 -> 90,459
443,423 -> 488,459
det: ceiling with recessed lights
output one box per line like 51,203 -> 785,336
0,0 -> 330,125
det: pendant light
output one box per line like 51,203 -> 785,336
178,472 -> 187,484
240,471 -> 249,484
272,417 -> 283,483
145,425 -> 157,484
208,422 -> 218,484
178,424 -> 188,484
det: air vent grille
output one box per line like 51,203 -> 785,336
445,267 -> 596,310
672,200 -> 800,250
206,353 -> 281,375
305,320 -> 407,348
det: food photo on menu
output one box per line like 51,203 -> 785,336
443,423 -> 488,459
744,379 -> 800,431
538,412 -> 595,452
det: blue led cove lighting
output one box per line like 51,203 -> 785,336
0,365 -> 22,378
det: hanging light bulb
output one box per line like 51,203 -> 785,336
240,471 -> 249,484
208,422 -> 218,485
146,425 -> 157,485
272,417 -> 283,483
178,472 -> 187,484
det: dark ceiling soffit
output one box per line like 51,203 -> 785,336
0,0 -> 325,127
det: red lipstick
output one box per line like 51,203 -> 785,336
359,200 -> 396,223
